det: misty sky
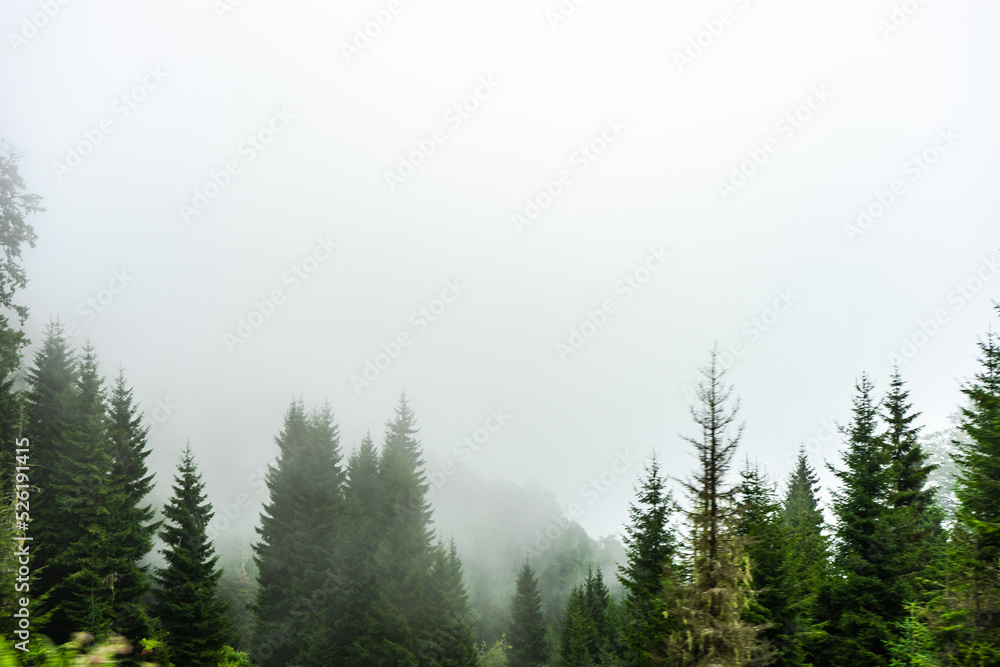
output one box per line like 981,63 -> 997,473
2,0 -> 998,539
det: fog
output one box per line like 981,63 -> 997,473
3,0 -> 997,552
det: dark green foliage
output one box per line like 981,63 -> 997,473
53,342 -> 118,638
558,567 -> 621,666
781,449 -> 831,661
104,368 -> 159,639
616,454 -> 679,667
509,560 -> 547,667
738,458 -> 803,666
820,374 -> 897,667
561,584 -> 598,667
155,445 -> 231,665
881,369 -> 943,609
252,399 -> 345,666
22,321 -> 78,635
942,309 -> 1000,662
422,541 -> 479,666
509,561 -> 547,665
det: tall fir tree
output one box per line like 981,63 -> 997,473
155,444 -> 231,665
738,458 -> 803,667
104,368 -> 159,640
23,320 -> 78,632
616,454 -> 679,667
509,560 -> 547,667
559,567 -> 619,666
660,348 -> 768,666
560,583 -> 598,667
781,449 -> 830,662
300,432 -> 381,666
253,399 -> 345,666
369,393 -> 435,662
947,309 -> 1000,662
880,369 -> 942,608
53,341 -> 118,639
423,540 -> 478,666
820,374 -> 898,667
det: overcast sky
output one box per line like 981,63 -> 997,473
2,0 -> 998,539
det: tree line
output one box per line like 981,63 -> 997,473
1,143 -> 999,666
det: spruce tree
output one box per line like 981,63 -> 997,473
948,310 -> 1000,661
54,341 -> 118,638
880,369 -> 941,608
22,320 -> 78,632
616,454 -> 679,666
660,348 -> 767,666
822,374 -> 897,667
310,432 -> 381,666
155,444 -> 231,665
253,399 -> 345,666
104,368 -> 159,639
738,459 -> 802,667
370,393 -> 435,660
423,541 -> 478,666
509,561 -> 547,667
560,584 -> 598,667
781,449 -> 830,661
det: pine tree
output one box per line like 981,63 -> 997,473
370,393 -> 435,660
53,341 -> 118,638
947,309 -> 1000,661
738,458 -> 802,666
617,454 -> 679,666
104,368 -> 159,640
821,374 -> 898,667
155,444 -> 231,665
880,369 -> 942,608
22,320 -> 78,634
781,449 -> 830,661
423,541 -> 478,666
560,584 -> 598,667
660,348 -> 768,666
253,399 -> 345,666
509,560 -> 547,667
